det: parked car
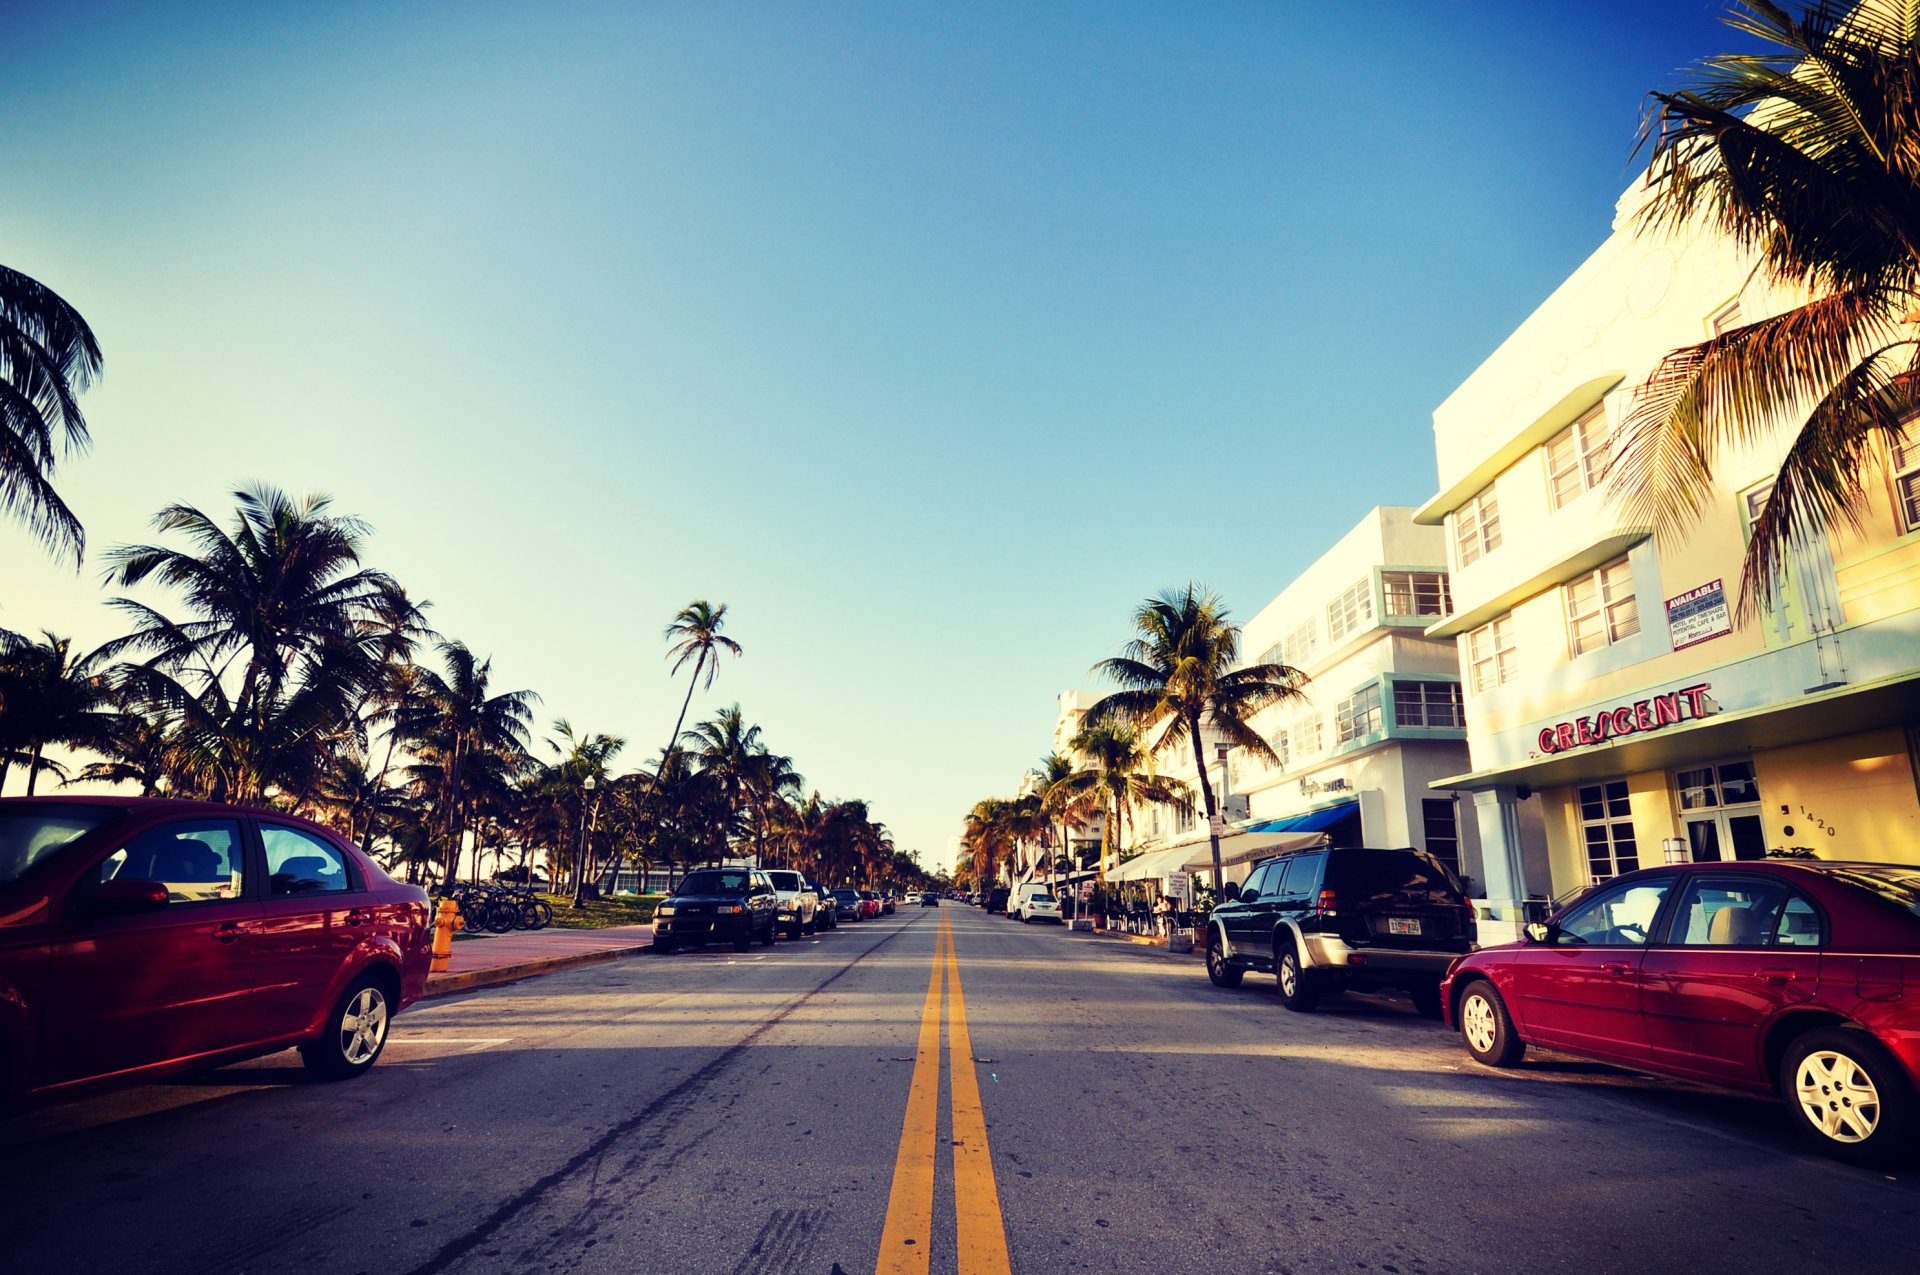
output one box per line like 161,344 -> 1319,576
881,893 -> 897,915
858,890 -> 883,919
1019,890 -> 1063,924
1442,859 -> 1920,1165
1010,883 -> 1051,921
763,870 -> 819,940
832,887 -> 864,921
807,880 -> 839,929
652,868 -> 778,952
0,796 -> 433,1109
921,891 -> 939,908
1206,846 -> 1474,1016
986,886 -> 1011,915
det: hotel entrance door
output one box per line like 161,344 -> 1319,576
1676,760 -> 1767,862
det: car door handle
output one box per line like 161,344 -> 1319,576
344,909 -> 370,927
1755,967 -> 1797,985
1601,962 -> 1632,976
213,923 -> 246,943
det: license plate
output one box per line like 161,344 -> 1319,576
1387,917 -> 1421,936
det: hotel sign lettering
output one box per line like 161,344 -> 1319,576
1537,683 -> 1712,754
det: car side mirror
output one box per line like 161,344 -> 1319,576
1218,883 -> 1240,904
1525,921 -> 1552,944
84,878 -> 171,914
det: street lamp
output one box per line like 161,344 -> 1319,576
571,775 -> 598,908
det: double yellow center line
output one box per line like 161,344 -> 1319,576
876,911 -> 1011,1275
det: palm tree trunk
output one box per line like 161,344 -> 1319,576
25,741 -> 44,796
1188,716 -> 1222,890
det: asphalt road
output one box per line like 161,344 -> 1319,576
6,905 -> 1919,1274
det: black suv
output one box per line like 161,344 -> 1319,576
986,886 -> 1010,914
1205,846 -> 1474,1016
652,868 -> 779,952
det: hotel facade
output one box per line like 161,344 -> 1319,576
1420,180 -> 1920,942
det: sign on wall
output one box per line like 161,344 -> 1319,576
1666,579 -> 1733,651
1163,872 -> 1189,901
1536,683 -> 1713,755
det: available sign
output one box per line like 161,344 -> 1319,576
1537,683 -> 1712,754
1666,580 -> 1733,651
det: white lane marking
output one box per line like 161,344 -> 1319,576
388,1037 -> 514,1052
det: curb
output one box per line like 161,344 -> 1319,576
1070,928 -> 1207,960
423,942 -> 654,998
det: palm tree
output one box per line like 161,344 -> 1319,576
658,600 -> 741,768
0,629 -> 120,794
546,718 -> 624,905
741,748 -> 803,867
1620,0 -> 1920,616
1086,585 -> 1307,889
1033,751 -> 1094,892
682,704 -> 762,845
73,704 -> 179,796
1052,721 -> 1192,885
1,264 -> 101,565
103,485 -> 406,726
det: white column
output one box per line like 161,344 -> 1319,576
1471,785 -> 1531,944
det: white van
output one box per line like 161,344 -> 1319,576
1009,882 -> 1054,921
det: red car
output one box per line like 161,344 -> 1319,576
858,890 -> 883,919
0,796 -> 432,1109
1441,860 -> 1920,1164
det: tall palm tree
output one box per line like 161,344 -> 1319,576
0,629 -> 120,794
741,747 -> 803,867
683,704 -> 762,843
1,264 -> 101,565
658,600 -> 741,768
1620,0 -> 1920,615
1086,585 -> 1307,889
1033,750 -> 1094,891
546,718 -> 624,905
103,485 -> 406,726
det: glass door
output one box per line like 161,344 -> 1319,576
1676,761 -> 1766,862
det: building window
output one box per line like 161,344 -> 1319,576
1270,728 -> 1291,771
1893,424 -> 1920,533
1453,487 -> 1501,567
1422,798 -> 1460,876
1282,620 -> 1319,669
1565,555 -> 1640,657
1579,781 -> 1640,882
1392,680 -> 1463,729
1547,405 -> 1611,510
1709,298 -> 1742,336
1294,714 -> 1322,757
1326,578 -> 1373,643
1335,683 -> 1383,744
1382,571 -> 1452,618
1467,613 -> 1517,692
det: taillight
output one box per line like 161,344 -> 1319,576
1317,887 -> 1339,919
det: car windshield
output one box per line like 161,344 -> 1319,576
1031,892 -> 1054,902
676,870 -> 750,896
1335,850 -> 1464,905
0,806 -> 123,886
833,889 -> 859,901
768,872 -> 803,891
1825,864 -> 1920,920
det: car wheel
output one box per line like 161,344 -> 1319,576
733,927 -> 752,952
1781,1027 -> 1918,1166
1206,931 -> 1244,988
1410,983 -> 1444,1020
788,920 -> 803,941
653,936 -> 675,954
1275,942 -> 1320,1012
300,974 -> 392,1080
760,916 -> 776,946
1457,980 -> 1525,1067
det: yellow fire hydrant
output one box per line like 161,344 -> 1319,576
430,898 -> 460,974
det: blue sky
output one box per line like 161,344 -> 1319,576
3,1 -> 1743,869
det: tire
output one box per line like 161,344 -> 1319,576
787,920 -> 803,941
1206,931 -> 1244,988
653,936 -> 675,953
1780,1027 -> 1918,1166
1457,980 -> 1525,1068
484,901 -> 515,935
527,899 -> 554,930
1410,983 -> 1444,1020
733,927 -> 752,952
299,974 -> 393,1080
759,916 -> 776,946
1275,941 -> 1320,1012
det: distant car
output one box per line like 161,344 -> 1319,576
901,891 -> 920,906
807,881 -> 838,929
881,893 -> 897,915
831,887 -> 863,921
1443,859 -> 1920,1166
1019,891 -> 1063,924
1010,883 -> 1052,921
652,868 -> 778,953
857,890 -> 883,919
0,796 -> 433,1110
987,886 -> 1010,915
764,870 -> 819,940
921,891 -> 939,908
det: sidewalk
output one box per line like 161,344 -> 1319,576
1067,923 -> 1207,962
424,923 -> 656,997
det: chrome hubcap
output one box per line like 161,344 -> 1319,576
339,987 -> 389,1065
1463,994 -> 1497,1054
1796,1050 -> 1880,1143
1280,957 -> 1296,995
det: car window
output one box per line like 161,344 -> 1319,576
262,824 -> 354,895
678,870 -> 750,895
99,819 -> 247,905
1334,850 -> 1464,905
768,872 -> 803,891
1554,880 -> 1670,946
1275,854 -> 1319,903
1238,864 -> 1272,899
1668,876 -> 1805,947
0,805 -> 123,885
1776,893 -> 1823,947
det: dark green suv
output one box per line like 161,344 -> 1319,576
1205,846 -> 1474,1016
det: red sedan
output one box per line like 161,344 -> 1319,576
1442,860 -> 1920,1164
0,796 -> 432,1109
858,890 -> 883,919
